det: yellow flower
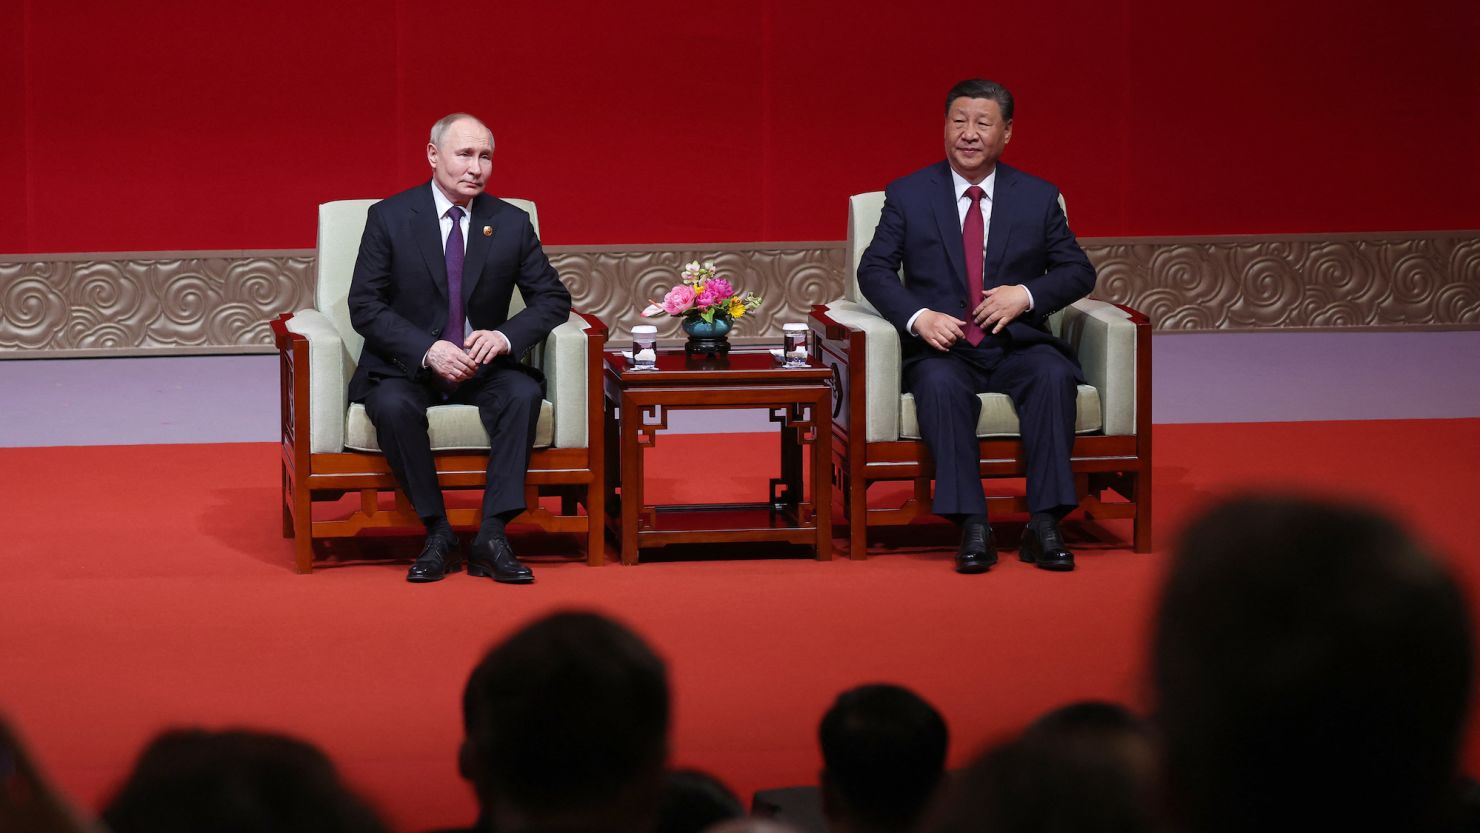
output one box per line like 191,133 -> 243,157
729,301 -> 746,318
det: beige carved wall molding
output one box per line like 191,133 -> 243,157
1,251 -> 315,357
1086,231 -> 1480,332
2,231 -> 1476,358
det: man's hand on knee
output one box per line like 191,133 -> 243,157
427,340 -> 479,382
914,310 -> 967,351
465,329 -> 511,364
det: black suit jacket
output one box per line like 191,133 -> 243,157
347,183 -> 572,402
856,161 -> 1096,368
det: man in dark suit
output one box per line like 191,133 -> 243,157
858,79 -> 1096,574
347,113 -> 571,585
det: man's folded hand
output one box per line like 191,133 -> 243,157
465,330 -> 511,364
426,340 -> 479,382
915,310 -> 967,351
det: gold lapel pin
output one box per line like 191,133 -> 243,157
483,225 -> 493,237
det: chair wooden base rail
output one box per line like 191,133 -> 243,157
272,311 -> 609,573
809,302 -> 1153,559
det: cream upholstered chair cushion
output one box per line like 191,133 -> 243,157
344,402 -> 554,452
286,198 -> 587,455
836,191 -> 1138,444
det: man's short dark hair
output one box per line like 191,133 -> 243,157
462,610 -> 670,820
654,768 -> 745,833
819,684 -> 948,830
1023,700 -> 1147,742
933,709 -> 1159,833
101,729 -> 388,833
1152,495 -> 1474,833
945,79 -> 1014,121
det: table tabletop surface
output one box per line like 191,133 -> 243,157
604,348 -> 831,385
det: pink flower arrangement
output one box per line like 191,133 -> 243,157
661,284 -> 696,315
641,260 -> 762,325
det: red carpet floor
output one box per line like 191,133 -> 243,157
2,419 -> 1479,832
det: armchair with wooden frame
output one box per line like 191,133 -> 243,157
809,191 -> 1152,558
272,199 -> 608,573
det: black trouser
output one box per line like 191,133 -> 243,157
904,338 -> 1080,517
360,363 -> 543,527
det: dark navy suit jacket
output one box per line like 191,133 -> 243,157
857,161 -> 1096,369
346,183 -> 571,403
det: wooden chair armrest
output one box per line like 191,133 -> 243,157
810,301 -> 903,444
1057,298 -> 1151,437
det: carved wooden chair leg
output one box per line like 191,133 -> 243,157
292,494 -> 314,574
1134,472 -> 1153,553
848,463 -> 868,559
586,481 -> 606,566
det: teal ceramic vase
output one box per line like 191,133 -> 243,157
681,315 -> 732,357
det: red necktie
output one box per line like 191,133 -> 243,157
962,185 -> 986,346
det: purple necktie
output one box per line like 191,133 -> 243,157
963,185 -> 986,346
445,205 -> 466,345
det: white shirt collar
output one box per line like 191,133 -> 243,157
950,166 -> 996,203
430,181 -> 472,220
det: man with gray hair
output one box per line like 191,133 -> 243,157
347,113 -> 571,584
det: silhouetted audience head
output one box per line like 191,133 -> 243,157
707,820 -> 807,833
654,768 -> 744,833
819,683 -> 948,833
1152,494 -> 1474,833
460,610 -> 670,833
924,701 -> 1159,833
100,728 -> 387,833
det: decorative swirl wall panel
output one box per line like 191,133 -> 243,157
2,232 -> 1476,358
1083,232 -> 1480,331
0,252 -> 314,357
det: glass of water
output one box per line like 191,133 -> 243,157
782,322 -> 809,367
631,325 -> 658,371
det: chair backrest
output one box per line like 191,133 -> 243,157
316,196 -> 539,363
844,189 -> 1069,322
845,192 -> 889,316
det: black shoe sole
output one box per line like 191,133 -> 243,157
1019,543 -> 1074,571
467,564 -> 535,584
955,554 -> 997,574
1034,559 -> 1075,572
407,561 -> 462,583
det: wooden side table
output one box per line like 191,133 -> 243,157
603,349 -> 834,565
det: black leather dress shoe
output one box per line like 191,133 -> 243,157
956,521 -> 999,574
468,536 -> 535,584
407,534 -> 461,583
1019,521 -> 1075,571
